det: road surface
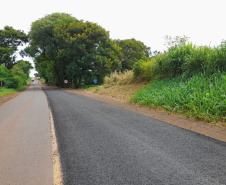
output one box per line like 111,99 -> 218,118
0,84 -> 53,185
44,88 -> 226,185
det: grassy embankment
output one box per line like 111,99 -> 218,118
94,42 -> 226,126
131,72 -> 226,124
0,77 -> 31,97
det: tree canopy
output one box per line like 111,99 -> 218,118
28,13 -> 121,87
115,38 -> 151,71
14,60 -> 33,78
0,26 -> 28,69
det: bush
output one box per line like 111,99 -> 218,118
11,65 -> 27,85
133,58 -> 157,82
1,62 -> 31,89
5,76 -> 19,88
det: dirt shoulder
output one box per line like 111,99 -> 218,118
0,85 -> 30,106
65,86 -> 226,143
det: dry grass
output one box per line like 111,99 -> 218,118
88,82 -> 146,102
104,70 -> 134,85
89,70 -> 144,102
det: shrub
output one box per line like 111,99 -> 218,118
11,65 -> 27,85
5,76 -> 19,88
133,58 -> 157,82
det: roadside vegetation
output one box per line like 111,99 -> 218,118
1,13 -> 225,125
104,70 -> 134,85
0,26 -> 32,96
0,61 -> 33,96
22,13 -> 150,88
98,36 -> 226,125
131,72 -> 226,123
0,85 -> 28,97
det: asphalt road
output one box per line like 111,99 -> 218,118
44,88 -> 226,185
0,84 -> 53,185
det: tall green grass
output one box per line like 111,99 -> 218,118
133,41 -> 226,82
133,57 -> 157,82
131,71 -> 226,123
0,85 -> 27,97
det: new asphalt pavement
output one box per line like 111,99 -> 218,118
44,88 -> 226,185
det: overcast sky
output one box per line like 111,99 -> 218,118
1,0 -> 225,76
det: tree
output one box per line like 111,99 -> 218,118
29,13 -> 121,88
33,54 -> 54,84
164,35 -> 190,49
0,26 -> 28,69
11,65 -> 27,86
14,60 -> 33,78
54,21 -> 121,87
115,38 -> 151,71
0,65 -> 10,81
27,13 -> 78,86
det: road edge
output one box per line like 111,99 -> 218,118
49,108 -> 64,185
36,80 -> 64,184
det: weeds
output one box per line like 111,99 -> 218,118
131,71 -> 226,123
104,70 -> 134,85
133,41 -> 226,82
0,86 -> 27,97
102,38 -> 226,123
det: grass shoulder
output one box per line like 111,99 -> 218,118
0,85 -> 29,97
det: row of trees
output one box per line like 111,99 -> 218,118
0,26 -> 32,88
1,13 -> 151,88
23,13 -> 150,88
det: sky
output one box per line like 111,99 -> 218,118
1,0 -> 225,76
